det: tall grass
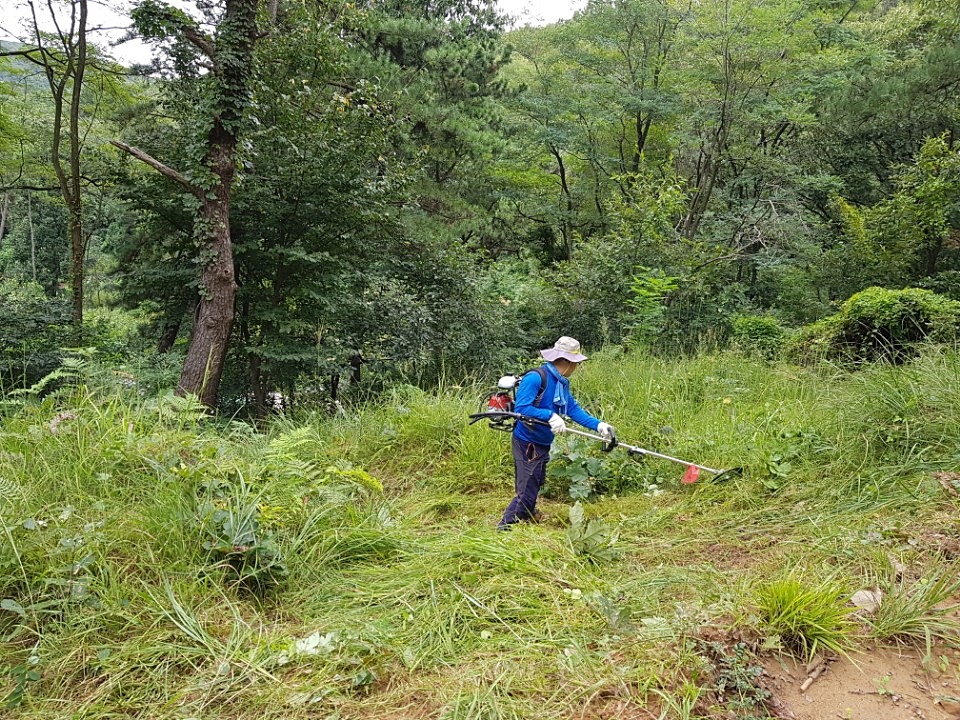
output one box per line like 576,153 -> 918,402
3,349 -> 960,716
754,573 -> 857,661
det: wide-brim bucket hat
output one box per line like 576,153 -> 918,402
540,336 -> 588,363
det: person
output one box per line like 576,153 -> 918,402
497,336 -> 615,530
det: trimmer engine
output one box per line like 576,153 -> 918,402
479,375 -> 522,430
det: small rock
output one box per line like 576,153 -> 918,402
851,588 -> 882,614
888,555 -> 906,580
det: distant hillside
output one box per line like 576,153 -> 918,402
0,40 -> 48,89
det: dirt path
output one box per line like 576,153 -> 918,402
763,646 -> 960,720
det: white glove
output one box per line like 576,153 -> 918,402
548,413 -> 567,434
597,422 -> 615,441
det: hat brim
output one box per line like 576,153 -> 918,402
541,349 -> 588,363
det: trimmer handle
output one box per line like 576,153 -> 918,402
601,432 -> 617,452
467,411 -> 550,428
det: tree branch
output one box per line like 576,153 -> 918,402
110,140 -> 199,194
690,236 -> 766,275
0,184 -> 62,192
181,24 -> 215,60
0,48 -> 51,68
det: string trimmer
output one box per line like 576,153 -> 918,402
468,410 -> 742,484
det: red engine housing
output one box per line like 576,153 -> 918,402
486,392 -> 513,412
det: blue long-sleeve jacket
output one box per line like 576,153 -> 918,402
513,362 -> 600,445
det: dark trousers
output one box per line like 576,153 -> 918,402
499,435 -> 550,527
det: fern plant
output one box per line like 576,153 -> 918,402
3,355 -> 85,405
0,476 -> 23,506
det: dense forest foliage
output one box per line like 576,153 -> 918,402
1,0 -> 959,412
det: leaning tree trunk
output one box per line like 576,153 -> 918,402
177,142 -> 238,406
114,0 -> 259,409
549,143 -> 575,261
0,193 -> 10,243
157,319 -> 181,353
173,0 -> 257,408
681,150 -> 719,240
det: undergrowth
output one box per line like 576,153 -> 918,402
2,349 -> 960,717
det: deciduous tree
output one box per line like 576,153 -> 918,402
113,0 -> 260,407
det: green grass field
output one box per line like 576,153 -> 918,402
2,349 -> 960,718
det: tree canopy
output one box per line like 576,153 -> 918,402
1,0 -> 959,407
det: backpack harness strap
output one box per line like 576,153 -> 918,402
524,366 -> 549,409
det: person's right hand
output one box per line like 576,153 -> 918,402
548,413 -> 567,434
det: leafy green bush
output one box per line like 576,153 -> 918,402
536,239 -> 629,348
918,270 -> 960,302
531,169 -> 687,349
789,287 -> 960,364
656,274 -> 746,353
788,314 -> 844,363
545,437 -> 663,501
623,269 -> 680,349
548,447 -> 613,500
196,476 -> 289,595
731,315 -> 787,359
0,280 -> 71,392
83,307 -> 152,364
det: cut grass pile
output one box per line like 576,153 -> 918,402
2,349 -> 960,718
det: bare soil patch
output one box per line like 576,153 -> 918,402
762,645 -> 960,720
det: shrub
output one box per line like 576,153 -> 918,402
623,268 -> 681,349
731,315 -> 787,359
196,476 -> 289,595
788,286 -> 960,364
0,279 -> 71,392
83,306 -> 153,363
656,274 -> 746,353
545,436 -> 663,500
918,270 -> 960,302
